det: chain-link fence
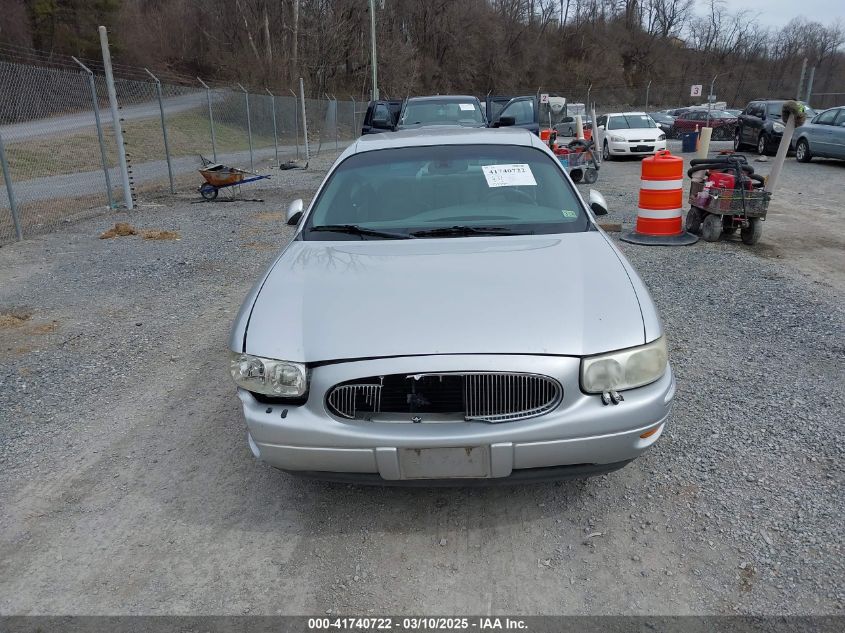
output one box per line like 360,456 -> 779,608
1,57 -> 365,246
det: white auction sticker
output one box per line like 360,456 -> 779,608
481,164 -> 537,188
458,103 -> 474,111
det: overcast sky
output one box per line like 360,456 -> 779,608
705,0 -> 843,30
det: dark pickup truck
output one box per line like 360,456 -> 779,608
360,99 -> 402,135
486,95 -> 540,135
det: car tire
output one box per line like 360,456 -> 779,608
701,213 -> 723,242
685,207 -> 704,234
741,217 -> 763,245
602,140 -> 612,161
570,168 -> 583,183
734,130 -> 744,151
757,133 -> 769,156
795,138 -> 812,163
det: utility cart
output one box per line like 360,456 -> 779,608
685,155 -> 770,245
552,137 -> 599,184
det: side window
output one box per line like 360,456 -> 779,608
373,103 -> 391,123
501,99 -> 534,125
816,109 -> 839,126
596,115 -> 606,128
834,109 -> 845,126
748,103 -> 761,118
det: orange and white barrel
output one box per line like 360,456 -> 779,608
621,150 -> 698,245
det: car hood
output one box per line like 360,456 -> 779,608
245,233 -> 646,363
607,128 -> 662,140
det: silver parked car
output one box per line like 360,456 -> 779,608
229,128 -> 675,484
794,106 -> 845,162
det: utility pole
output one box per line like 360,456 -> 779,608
645,79 -> 651,111
796,58 -> 808,101
805,66 -> 815,104
369,0 -> 379,101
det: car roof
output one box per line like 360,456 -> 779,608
606,112 -> 648,116
405,95 -> 480,103
352,127 -> 539,153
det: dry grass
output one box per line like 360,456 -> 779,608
99,223 -> 179,241
0,311 -> 32,329
141,230 -> 180,240
29,322 -> 58,334
100,222 -> 138,239
5,110 -> 280,182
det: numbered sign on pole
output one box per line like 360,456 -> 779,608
540,93 -> 549,104
690,85 -> 703,97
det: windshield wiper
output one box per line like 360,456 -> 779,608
411,225 -> 531,238
309,224 -> 410,239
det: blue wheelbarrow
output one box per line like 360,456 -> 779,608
198,162 -> 271,200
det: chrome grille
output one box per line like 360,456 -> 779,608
326,383 -> 383,419
326,372 -> 561,423
464,373 -> 561,422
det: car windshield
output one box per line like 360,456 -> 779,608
399,100 -> 485,127
607,115 -> 656,130
301,145 -> 589,240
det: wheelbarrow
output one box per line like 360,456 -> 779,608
198,163 -> 271,200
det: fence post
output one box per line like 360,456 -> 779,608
0,131 -> 23,241
290,88 -> 300,160
198,77 -> 217,161
98,26 -> 133,210
300,77 -> 310,160
238,83 -> 254,171
351,96 -> 356,139
144,69 -> 175,193
72,56 -> 114,209
331,94 -> 339,151
266,88 -> 279,165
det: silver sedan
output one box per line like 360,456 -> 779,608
229,128 -> 675,484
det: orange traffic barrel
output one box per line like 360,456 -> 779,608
540,129 -> 552,142
621,150 -> 698,246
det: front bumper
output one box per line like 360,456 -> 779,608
607,139 -> 667,155
237,354 -> 675,482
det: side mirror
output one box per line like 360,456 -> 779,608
588,189 -> 609,216
494,116 -> 516,128
372,118 -> 393,130
286,198 -> 304,225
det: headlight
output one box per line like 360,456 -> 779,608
773,122 -> 785,133
229,351 -> 307,397
610,135 -> 626,142
658,133 -> 666,141
581,337 -> 668,394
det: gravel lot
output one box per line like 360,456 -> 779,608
0,141 -> 843,616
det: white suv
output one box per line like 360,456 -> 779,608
596,112 -> 667,160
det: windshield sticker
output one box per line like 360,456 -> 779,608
561,209 -> 578,218
458,103 -> 475,111
481,164 -> 537,188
